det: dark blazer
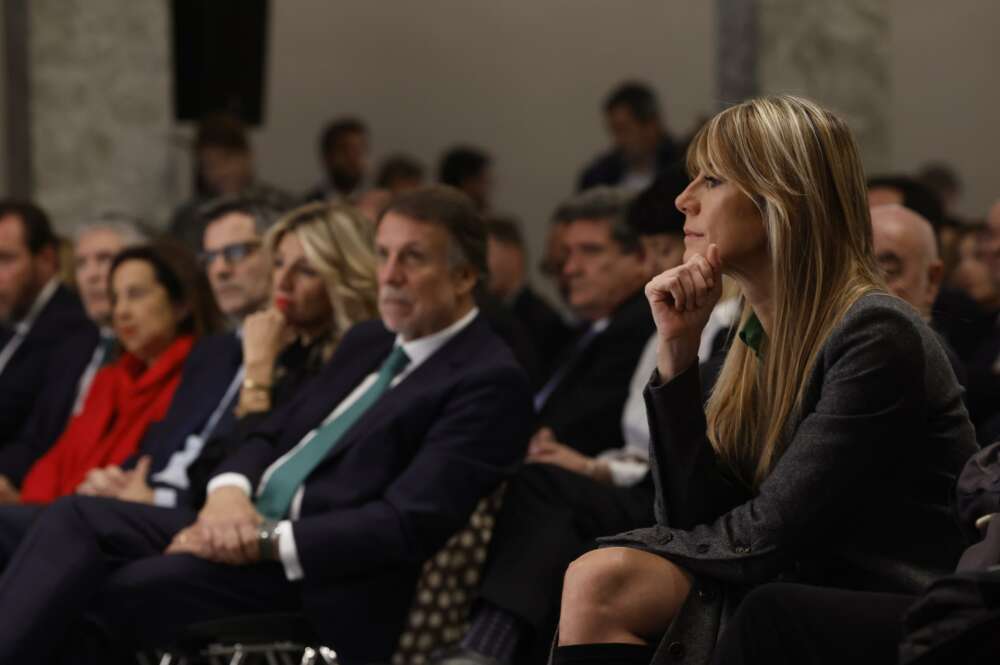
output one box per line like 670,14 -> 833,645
131,333 -> 244,500
538,290 -> 655,457
0,324 -> 100,483
214,314 -> 534,662
603,293 -> 979,665
511,286 -> 571,373
577,137 -> 679,191
0,284 -> 91,448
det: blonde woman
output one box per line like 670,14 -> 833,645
178,202 -> 378,506
552,96 -> 978,665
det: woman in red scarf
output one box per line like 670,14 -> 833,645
18,242 -> 222,503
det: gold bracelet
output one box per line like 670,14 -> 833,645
242,378 -> 272,392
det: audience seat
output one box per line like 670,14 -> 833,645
154,489 -> 505,665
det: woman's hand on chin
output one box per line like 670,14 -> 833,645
646,243 -> 723,380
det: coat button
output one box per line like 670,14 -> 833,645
697,586 -> 715,601
696,543 -> 710,554
667,641 -> 685,660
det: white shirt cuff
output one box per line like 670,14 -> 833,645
276,520 -> 304,581
206,473 -> 253,497
152,487 -> 178,508
599,456 -> 650,487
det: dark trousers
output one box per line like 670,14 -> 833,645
0,495 -> 299,664
0,503 -> 44,566
479,464 -> 654,652
711,583 -> 914,665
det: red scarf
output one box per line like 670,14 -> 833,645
20,335 -> 195,503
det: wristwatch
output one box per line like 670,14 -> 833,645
258,520 -> 280,561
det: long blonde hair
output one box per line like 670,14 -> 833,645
266,202 -> 378,346
694,95 -> 884,489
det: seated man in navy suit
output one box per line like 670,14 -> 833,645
74,196 -> 279,509
0,200 -> 90,453
0,185 -> 533,665
0,214 -> 146,499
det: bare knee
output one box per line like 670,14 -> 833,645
559,548 -> 647,645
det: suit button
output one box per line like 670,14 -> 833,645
667,641 -> 685,660
696,543 -> 710,554
697,586 -> 715,601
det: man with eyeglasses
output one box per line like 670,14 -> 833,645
71,197 -> 284,510
0,198 -> 287,563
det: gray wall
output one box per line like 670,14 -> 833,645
890,0 -> 1000,219
253,0 -> 717,286
0,6 -> 6,197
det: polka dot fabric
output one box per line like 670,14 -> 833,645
393,489 -> 505,665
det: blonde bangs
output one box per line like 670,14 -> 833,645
702,95 -> 884,489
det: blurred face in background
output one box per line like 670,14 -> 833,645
201,213 -> 271,320
271,231 -> 333,335
487,237 -> 525,301
199,146 -> 254,196
75,227 -> 128,326
606,105 -> 662,164
110,260 -> 185,364
325,131 -> 369,194
986,201 -> 1000,284
561,218 -> 646,321
639,233 -> 686,277
952,229 -> 1000,311
540,221 -> 571,303
0,215 -> 55,322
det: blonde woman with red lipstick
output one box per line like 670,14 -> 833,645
235,202 -> 378,417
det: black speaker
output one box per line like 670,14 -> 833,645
171,0 -> 269,126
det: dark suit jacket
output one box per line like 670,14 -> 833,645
538,290 -> 655,457
577,137 -> 679,191
131,333 -> 244,502
0,324 -> 100,484
511,286 -> 571,375
0,284 -> 90,449
605,293 -> 979,665
213,315 -> 534,662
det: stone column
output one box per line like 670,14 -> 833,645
756,0 -> 890,173
717,0 -> 758,107
28,0 -> 173,231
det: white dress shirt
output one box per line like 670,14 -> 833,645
599,299 -> 743,487
207,307 -> 480,580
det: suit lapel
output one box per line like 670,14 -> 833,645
310,317 -> 485,470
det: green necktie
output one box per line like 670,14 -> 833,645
255,345 -> 411,520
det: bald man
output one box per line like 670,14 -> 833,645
871,204 -> 944,320
871,205 -> 967,394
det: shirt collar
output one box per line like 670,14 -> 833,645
396,307 -> 479,370
738,311 -> 766,358
14,278 -> 59,335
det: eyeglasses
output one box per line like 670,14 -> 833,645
199,241 -> 261,267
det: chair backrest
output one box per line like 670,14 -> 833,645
392,487 -> 506,665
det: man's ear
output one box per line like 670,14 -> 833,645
927,259 -> 945,302
36,244 -> 59,277
453,264 -> 479,297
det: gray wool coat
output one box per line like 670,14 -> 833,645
599,293 -> 979,665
